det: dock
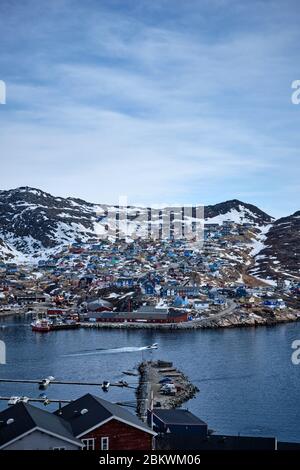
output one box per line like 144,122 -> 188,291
136,360 -> 199,421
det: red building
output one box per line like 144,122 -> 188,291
83,306 -> 188,324
55,394 -> 156,450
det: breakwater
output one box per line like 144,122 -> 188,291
136,360 -> 199,421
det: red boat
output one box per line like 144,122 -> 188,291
31,319 -> 52,332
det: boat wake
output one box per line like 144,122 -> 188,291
63,344 -> 157,357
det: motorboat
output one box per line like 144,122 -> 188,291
146,343 -> 158,350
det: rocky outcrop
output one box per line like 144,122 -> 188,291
251,211 -> 300,280
205,199 -> 273,224
80,308 -> 300,331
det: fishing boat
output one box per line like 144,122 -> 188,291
31,315 -> 79,332
31,318 -> 52,332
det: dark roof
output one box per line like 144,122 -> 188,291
152,409 -> 207,426
54,393 -> 155,437
85,310 -> 185,320
0,403 -> 82,448
136,306 -> 168,314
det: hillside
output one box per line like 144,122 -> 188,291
0,187 -> 298,283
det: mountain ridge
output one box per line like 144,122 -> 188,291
250,211 -> 300,280
0,187 -> 298,282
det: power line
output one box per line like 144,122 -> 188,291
0,378 -> 132,390
0,396 -> 71,405
0,396 -> 148,409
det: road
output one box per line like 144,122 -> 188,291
183,299 -> 237,327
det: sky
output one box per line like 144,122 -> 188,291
0,0 -> 299,218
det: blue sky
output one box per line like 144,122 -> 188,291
0,0 -> 299,217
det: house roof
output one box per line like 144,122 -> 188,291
54,393 -> 156,437
0,402 -> 82,449
85,310 -> 185,320
152,409 -> 207,426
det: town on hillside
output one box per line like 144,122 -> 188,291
1,216 -> 299,330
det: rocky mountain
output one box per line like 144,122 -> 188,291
0,187 -> 101,261
0,237 -> 14,261
205,199 -> 273,225
250,211 -> 300,281
0,187 -> 298,282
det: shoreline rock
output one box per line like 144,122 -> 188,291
79,310 -> 300,331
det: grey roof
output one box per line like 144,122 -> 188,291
87,299 -> 113,311
153,409 -> 207,426
0,402 -> 82,448
54,393 -> 155,437
136,306 -> 168,314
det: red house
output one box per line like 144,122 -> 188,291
55,394 -> 156,450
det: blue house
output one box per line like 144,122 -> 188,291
91,244 -> 102,251
213,297 -> 226,306
209,262 -> 220,272
172,295 -> 185,307
142,280 -> 156,295
263,299 -> 286,309
236,286 -> 248,298
172,295 -> 189,307
160,285 -> 177,297
115,277 -> 134,288
71,242 -> 84,248
178,286 -> 200,297
87,263 -> 97,270
6,264 -> 18,274
184,249 -> 193,257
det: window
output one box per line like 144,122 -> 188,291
82,438 -> 95,450
101,437 -> 109,450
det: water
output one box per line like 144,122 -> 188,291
0,317 -> 300,442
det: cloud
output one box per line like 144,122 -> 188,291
0,0 -> 299,217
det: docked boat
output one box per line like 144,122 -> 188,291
31,318 -> 52,332
51,320 -> 79,330
31,316 -> 79,332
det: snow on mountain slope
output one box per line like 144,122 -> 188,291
249,211 -> 300,281
0,237 -> 15,261
205,199 -> 273,225
205,207 -> 270,226
250,224 -> 272,257
0,187 -> 276,266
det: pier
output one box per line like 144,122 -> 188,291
136,360 -> 199,422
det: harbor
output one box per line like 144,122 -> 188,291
1,317 -> 300,442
